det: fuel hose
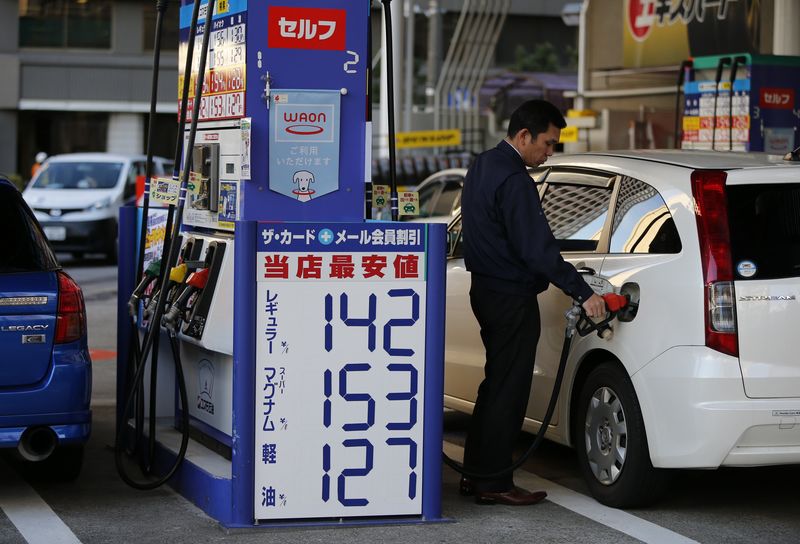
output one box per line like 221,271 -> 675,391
115,0 -> 215,490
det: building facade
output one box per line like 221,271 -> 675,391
1,0 -> 179,184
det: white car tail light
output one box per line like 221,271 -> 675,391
708,281 -> 736,332
691,170 -> 738,356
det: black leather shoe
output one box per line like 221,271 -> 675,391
475,487 -> 547,506
459,476 -> 474,496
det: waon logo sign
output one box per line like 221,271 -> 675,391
760,88 -> 795,110
268,6 -> 347,51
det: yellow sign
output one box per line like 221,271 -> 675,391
150,177 -> 180,206
398,191 -> 420,216
372,185 -> 390,208
682,116 -> 700,131
396,129 -> 462,149
567,109 -> 597,118
560,126 -> 579,143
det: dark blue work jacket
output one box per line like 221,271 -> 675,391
462,140 -> 594,301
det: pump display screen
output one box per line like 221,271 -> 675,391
254,223 -> 427,520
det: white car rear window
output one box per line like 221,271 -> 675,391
728,183 -> 800,280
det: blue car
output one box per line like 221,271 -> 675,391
0,177 -> 91,479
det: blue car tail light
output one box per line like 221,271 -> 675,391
55,271 -> 86,344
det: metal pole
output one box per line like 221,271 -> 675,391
381,0 -> 400,221
434,0 -> 470,130
455,0 -> 490,151
425,0 -> 441,110
774,0 -> 800,54
403,0 -> 415,132
443,4 -> 480,135
469,0 -> 508,153
575,0 -> 590,111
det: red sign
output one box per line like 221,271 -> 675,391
760,88 -> 795,110
268,6 -> 346,51
627,0 -> 654,41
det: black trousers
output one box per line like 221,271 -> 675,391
463,282 -> 541,492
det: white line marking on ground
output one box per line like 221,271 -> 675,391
0,459 -> 82,544
443,442 -> 699,544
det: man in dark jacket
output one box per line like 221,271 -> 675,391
460,99 -> 605,505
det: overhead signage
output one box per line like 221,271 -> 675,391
395,129 -> 461,149
269,89 -> 342,202
254,223 -> 428,520
622,0 -> 757,68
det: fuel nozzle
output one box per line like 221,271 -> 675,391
128,260 -> 161,318
165,263 -> 189,303
596,293 -> 629,340
602,293 -> 629,313
143,262 -> 191,322
572,293 -> 630,340
161,267 -> 209,333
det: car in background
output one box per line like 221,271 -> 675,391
409,166 -> 545,222
404,168 -> 465,222
23,153 -> 173,262
444,150 -> 800,507
0,177 -> 91,479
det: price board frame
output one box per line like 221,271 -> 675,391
230,220 -> 445,526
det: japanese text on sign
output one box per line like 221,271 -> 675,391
254,222 -> 428,519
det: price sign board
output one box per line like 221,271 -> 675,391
179,0 -> 247,122
254,223 -> 429,520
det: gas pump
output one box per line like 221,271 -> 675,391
679,53 -> 800,153
117,0 -> 446,528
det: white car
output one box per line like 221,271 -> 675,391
23,153 -> 173,262
444,150 -> 800,507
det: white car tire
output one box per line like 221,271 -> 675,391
574,362 -> 670,508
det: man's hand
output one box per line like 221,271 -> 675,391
582,293 -> 606,318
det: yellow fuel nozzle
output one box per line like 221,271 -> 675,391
169,263 -> 188,283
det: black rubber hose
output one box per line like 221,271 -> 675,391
380,0 -> 399,221
442,304 -> 618,480
728,56 -> 746,151
124,0 -> 170,467
674,60 -> 692,149
115,332 -> 189,490
365,3 -> 373,220
115,0 -> 213,489
128,0 -> 216,477
710,57 -> 731,150
441,328 -> 574,480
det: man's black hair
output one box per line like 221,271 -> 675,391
506,99 -> 567,138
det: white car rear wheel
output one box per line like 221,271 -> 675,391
574,362 -> 670,508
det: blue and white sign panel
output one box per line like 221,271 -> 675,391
254,223 -> 427,520
269,90 -> 341,203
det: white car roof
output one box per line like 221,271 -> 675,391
551,150 -> 799,170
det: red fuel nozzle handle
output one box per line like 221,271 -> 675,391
186,267 -> 209,289
575,293 -> 629,339
602,293 -> 629,313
